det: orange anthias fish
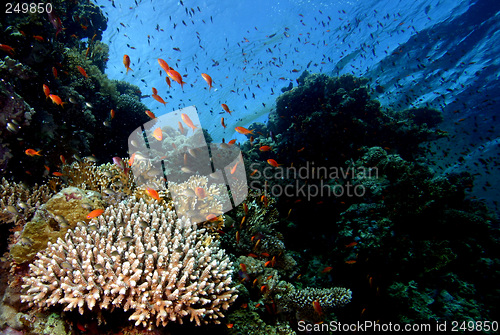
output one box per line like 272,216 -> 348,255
48,94 -> 66,108
221,117 -> 226,129
52,66 -> 58,79
0,44 -> 15,55
145,187 -> 161,201
158,58 -> 170,73
221,103 -> 233,114
152,87 -> 158,95
178,121 -> 185,135
76,65 -> 88,78
42,84 -> 50,99
167,69 -> 186,89
25,149 -> 42,157
165,76 -> 171,88
259,145 -> 272,152
145,110 -> 156,119
152,93 -> 167,106
123,54 -> 133,74
110,109 -> 116,119
87,208 -> 104,219
152,127 -> 163,141
201,73 -> 213,90
312,300 -> 323,316
195,187 -> 206,199
321,266 -> 333,273
267,159 -> 281,167
181,113 -> 197,131
235,126 -> 254,135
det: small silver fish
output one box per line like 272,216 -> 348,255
81,203 -> 93,210
17,201 -> 28,210
6,205 -> 18,215
61,261 -> 72,270
85,102 -> 93,108
102,188 -> 115,196
20,237 -> 32,246
6,123 -> 18,133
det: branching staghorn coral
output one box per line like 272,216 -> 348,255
21,197 -> 238,329
0,178 -> 52,225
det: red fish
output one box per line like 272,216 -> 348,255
152,93 -> 167,106
33,35 -> 44,42
25,149 -> 42,157
221,103 -> 232,114
178,121 -> 185,135
123,55 -> 133,74
230,161 -> 239,175
321,266 -> 333,273
43,84 -> 50,99
195,187 -> 206,199
145,110 -> 156,119
235,126 -> 254,135
181,113 -> 197,131
267,159 -> 280,167
152,87 -> 158,95
167,69 -> 186,89
312,300 -> 323,316
152,127 -> 163,141
110,109 -> 116,119
145,187 -> 160,201
87,209 -> 104,219
52,66 -> 58,79
221,117 -> 226,129
0,44 -> 15,55
49,94 -> 66,108
201,73 -> 213,90
259,145 -> 272,152
77,66 -> 88,78
158,58 -> 170,73
52,172 -> 63,177
47,11 -> 63,38
165,76 -> 171,88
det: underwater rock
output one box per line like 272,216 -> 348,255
10,186 -> 104,264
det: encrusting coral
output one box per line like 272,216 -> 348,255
21,197 -> 238,329
277,287 -> 352,322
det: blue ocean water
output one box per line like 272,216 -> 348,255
96,0 -> 500,213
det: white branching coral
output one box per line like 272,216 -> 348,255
21,197 -> 238,329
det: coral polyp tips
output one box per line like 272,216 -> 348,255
127,105 -> 248,224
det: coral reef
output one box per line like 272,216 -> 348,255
277,287 -> 352,323
21,197 -> 238,329
9,186 -> 104,264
